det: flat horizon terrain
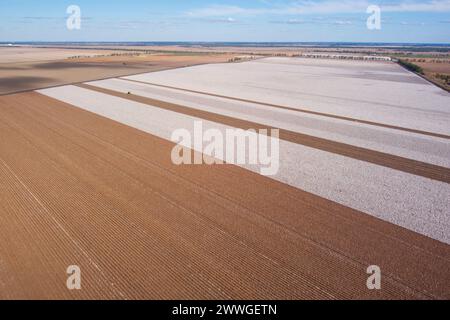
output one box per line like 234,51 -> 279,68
0,47 -> 234,95
0,50 -> 449,299
0,47 -> 121,63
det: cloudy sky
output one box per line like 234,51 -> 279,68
1,0 -> 450,43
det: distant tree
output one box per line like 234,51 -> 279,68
398,59 -> 424,75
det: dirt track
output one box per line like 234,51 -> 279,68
0,91 -> 449,299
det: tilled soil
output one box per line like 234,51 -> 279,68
0,92 -> 449,299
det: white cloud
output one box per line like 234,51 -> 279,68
187,0 -> 450,17
333,20 -> 353,25
382,0 -> 450,12
186,5 -> 262,17
269,17 -> 354,25
202,17 -> 238,23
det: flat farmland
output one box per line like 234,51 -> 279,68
0,47 -> 117,63
125,58 -> 450,135
0,47 -> 234,95
415,61 -> 450,74
0,57 -> 449,299
414,61 -> 450,91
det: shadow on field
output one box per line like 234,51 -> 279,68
0,61 -> 151,72
0,76 -> 56,94
34,61 -> 144,70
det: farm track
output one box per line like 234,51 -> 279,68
0,92 -> 449,299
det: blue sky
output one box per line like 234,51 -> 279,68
1,0 -> 450,43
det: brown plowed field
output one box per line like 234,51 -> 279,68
0,91 -> 449,300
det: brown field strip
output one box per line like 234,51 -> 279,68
0,91 -> 449,299
120,79 -> 450,140
79,83 -> 450,184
